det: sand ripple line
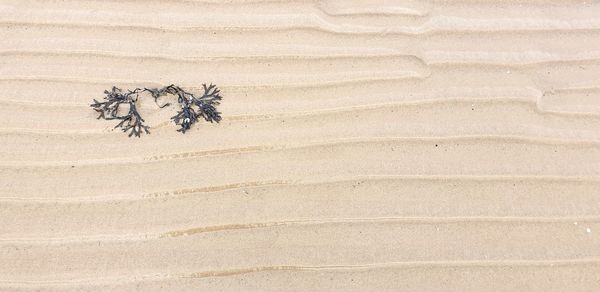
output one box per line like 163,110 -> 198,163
0,74 -> 427,88
183,259 -> 600,278
1,135 -> 600,168
1,174 -> 598,204
5,50 -> 600,67
0,50 -> 429,63
2,259 -> 600,287
3,16 -> 600,35
2,216 -> 600,245
0,180 -> 291,203
0,76 -> 535,91
161,216 -> 600,238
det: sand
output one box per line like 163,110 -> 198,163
1,0 -> 600,291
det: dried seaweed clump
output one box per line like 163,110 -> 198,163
146,84 -> 222,133
90,87 -> 149,137
91,84 -> 222,137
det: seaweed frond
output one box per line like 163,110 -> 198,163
147,84 -> 222,133
90,87 -> 150,137
114,101 -> 150,137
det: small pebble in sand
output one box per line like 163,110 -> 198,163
586,228 -> 592,233
574,222 -> 578,225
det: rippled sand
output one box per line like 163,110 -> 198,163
1,0 -> 600,291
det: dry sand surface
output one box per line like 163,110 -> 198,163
1,0 -> 600,291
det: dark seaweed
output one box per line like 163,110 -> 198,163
90,87 -> 150,137
91,84 -> 222,137
149,84 -> 222,133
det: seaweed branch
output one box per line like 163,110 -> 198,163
144,84 -> 222,133
90,87 -> 150,137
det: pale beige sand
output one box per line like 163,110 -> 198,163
1,0 -> 600,291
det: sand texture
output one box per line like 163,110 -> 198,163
1,0 -> 600,291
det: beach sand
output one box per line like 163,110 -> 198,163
1,0 -> 600,291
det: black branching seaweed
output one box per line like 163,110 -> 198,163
148,84 -> 222,133
90,87 -> 150,137
91,84 -> 222,137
